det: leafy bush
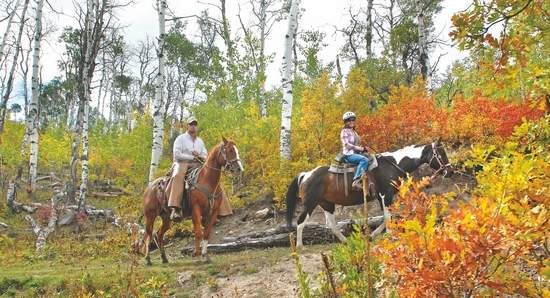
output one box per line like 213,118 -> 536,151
315,116 -> 549,297
356,94 -> 544,152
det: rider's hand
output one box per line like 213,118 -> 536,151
192,150 -> 200,157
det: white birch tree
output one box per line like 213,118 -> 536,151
0,0 -> 30,132
77,0 -> 96,210
28,0 -> 45,193
148,0 -> 167,183
0,0 -> 22,63
279,0 -> 300,160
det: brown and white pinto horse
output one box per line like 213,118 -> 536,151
142,136 -> 243,265
285,141 -> 452,247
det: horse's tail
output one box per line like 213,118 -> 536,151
285,175 -> 301,229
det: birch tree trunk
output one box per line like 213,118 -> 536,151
279,0 -> 300,160
220,0 -> 236,81
77,0 -> 96,211
20,31 -> 32,160
148,0 -> 167,183
417,0 -> 430,83
28,0 -> 45,194
0,0 -> 22,63
258,0 -> 268,117
0,0 -> 30,132
366,0 -> 373,58
25,191 -> 63,251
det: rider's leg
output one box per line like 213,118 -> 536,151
347,154 -> 369,189
167,162 -> 188,220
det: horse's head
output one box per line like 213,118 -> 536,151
423,140 -> 452,178
217,136 -> 244,176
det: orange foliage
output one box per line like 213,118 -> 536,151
375,178 -> 548,297
356,96 -> 544,151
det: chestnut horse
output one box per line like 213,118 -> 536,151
142,136 -> 243,265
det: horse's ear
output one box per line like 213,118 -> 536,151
436,137 -> 442,145
221,135 -> 228,144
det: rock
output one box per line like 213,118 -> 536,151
177,271 -> 194,288
59,210 -> 76,226
253,208 -> 273,221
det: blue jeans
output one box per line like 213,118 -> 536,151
345,154 -> 369,180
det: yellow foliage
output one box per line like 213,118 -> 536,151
388,76 -> 428,103
341,67 -> 376,116
295,72 -> 342,163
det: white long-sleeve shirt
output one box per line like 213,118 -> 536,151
173,132 -> 208,162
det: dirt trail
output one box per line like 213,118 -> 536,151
180,252 -> 323,297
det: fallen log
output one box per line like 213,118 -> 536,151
25,191 -> 64,251
181,216 -> 385,255
89,191 -> 125,198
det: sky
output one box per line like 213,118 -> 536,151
2,0 -> 471,115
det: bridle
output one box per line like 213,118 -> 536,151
217,143 -> 244,174
428,142 -> 451,179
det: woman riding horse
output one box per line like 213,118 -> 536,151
341,111 -> 370,190
286,139 -> 452,248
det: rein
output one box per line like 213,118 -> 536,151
428,143 -> 451,180
188,143 -> 242,202
366,146 -> 407,175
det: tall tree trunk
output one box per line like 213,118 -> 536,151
388,0 -> 397,68
28,0 -> 45,194
20,33 -> 32,162
417,0 -> 430,83
0,0 -> 22,63
220,0 -> 236,81
78,0 -> 96,211
366,0 -> 373,58
279,0 -> 300,160
0,0 -> 30,132
148,0 -> 167,183
258,0 -> 268,117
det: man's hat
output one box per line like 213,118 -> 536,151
187,116 -> 198,124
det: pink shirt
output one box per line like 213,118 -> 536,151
341,128 -> 362,155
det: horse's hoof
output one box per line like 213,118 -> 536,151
162,258 -> 169,264
145,259 -> 152,266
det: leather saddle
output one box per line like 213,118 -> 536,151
328,153 -> 378,196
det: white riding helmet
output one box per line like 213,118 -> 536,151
342,111 -> 356,122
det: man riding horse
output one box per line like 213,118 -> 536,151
167,116 -> 233,221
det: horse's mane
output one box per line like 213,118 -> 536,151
205,140 -> 236,166
205,142 -> 223,165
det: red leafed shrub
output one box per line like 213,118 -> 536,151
489,103 -> 545,138
356,98 -> 448,151
35,206 -> 53,225
356,97 -> 544,151
76,212 -> 89,225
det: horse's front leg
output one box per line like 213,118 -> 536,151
201,199 -> 222,261
371,193 -> 391,238
191,204 -> 203,258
